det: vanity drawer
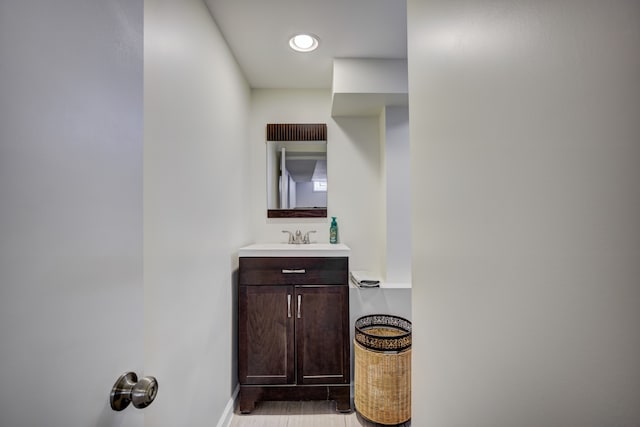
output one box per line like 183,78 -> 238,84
239,257 -> 348,286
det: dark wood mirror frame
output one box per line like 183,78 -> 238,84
267,123 -> 328,219
267,208 -> 327,218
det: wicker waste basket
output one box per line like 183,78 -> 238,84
354,314 -> 412,425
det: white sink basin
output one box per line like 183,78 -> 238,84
238,243 -> 351,257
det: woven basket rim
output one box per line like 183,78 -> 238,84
354,314 -> 412,352
355,314 -> 412,337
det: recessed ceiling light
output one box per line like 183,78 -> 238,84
289,33 -> 319,52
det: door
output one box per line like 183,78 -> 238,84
295,286 -> 350,385
238,285 -> 295,385
0,1 -> 144,426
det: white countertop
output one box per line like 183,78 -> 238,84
238,243 -> 351,257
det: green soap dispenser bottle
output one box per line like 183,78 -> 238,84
329,216 -> 338,244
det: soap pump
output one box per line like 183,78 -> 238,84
329,216 -> 338,244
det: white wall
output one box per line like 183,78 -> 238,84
383,107 -> 411,286
332,59 -> 408,117
0,1 -> 144,426
144,0 -> 251,426
332,58 -> 408,94
409,1 -> 640,426
250,89 -> 385,275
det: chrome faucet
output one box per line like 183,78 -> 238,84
282,230 -> 295,244
282,229 -> 316,244
303,230 -> 316,244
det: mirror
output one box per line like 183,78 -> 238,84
266,124 -> 327,218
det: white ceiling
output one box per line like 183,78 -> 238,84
204,0 -> 407,89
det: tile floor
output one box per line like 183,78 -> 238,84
229,400 -> 411,427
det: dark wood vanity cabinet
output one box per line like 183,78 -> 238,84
238,256 -> 350,413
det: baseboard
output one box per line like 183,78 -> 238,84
216,385 -> 239,427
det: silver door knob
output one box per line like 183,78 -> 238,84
110,372 -> 158,411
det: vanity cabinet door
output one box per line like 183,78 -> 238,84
295,285 -> 350,385
238,285 -> 294,385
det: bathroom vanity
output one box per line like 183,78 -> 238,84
237,243 -> 351,413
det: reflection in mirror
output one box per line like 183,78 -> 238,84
266,124 -> 327,218
267,141 -> 327,217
